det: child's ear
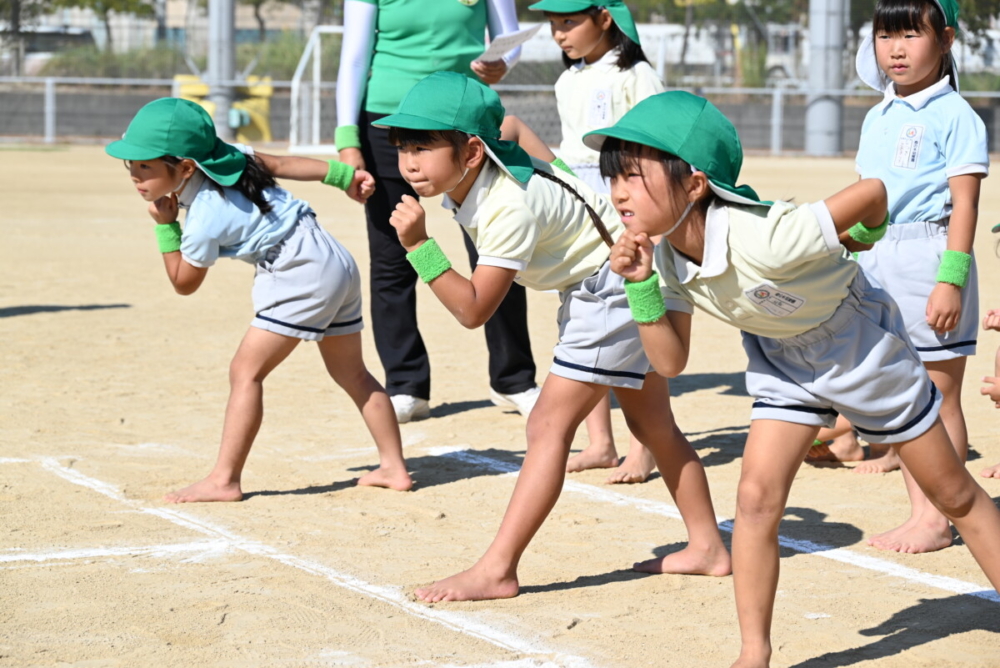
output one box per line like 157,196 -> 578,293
178,159 -> 198,179
686,171 -> 711,203
941,26 -> 956,53
464,136 -> 487,170
596,9 -> 614,32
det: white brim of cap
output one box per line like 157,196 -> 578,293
856,32 -> 960,92
705,179 -> 761,206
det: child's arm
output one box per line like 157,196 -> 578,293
610,229 -> 692,377
149,195 -> 208,295
980,310 -> 1000,406
926,174 -> 982,334
500,115 -> 557,163
390,195 -> 517,328
254,152 -> 376,203
823,178 -> 888,236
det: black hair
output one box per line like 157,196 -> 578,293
599,137 -> 717,213
551,8 -> 649,71
533,168 -> 615,247
387,127 -> 471,163
871,0 -> 956,89
134,153 -> 277,215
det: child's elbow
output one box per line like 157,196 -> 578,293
651,351 -> 688,378
457,311 -> 488,329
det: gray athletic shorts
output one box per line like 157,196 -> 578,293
857,220 -> 978,361
743,270 -> 941,444
251,214 -> 364,342
551,260 -> 654,390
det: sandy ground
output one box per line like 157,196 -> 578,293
2,145 -> 999,668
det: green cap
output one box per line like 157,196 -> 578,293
106,97 -> 247,186
528,0 -> 640,46
374,72 -> 535,184
583,91 -> 761,206
855,0 -> 960,92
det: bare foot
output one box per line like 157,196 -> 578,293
605,447 -> 656,484
867,520 -> 952,553
633,543 -> 732,576
164,477 -> 243,503
357,465 -> 413,491
806,432 -> 864,463
414,564 -> 519,602
854,445 -> 901,474
730,650 -> 770,668
566,445 -> 619,473
980,463 -> 1000,479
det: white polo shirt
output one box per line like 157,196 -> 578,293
655,200 -> 856,339
855,77 -> 989,224
442,158 -> 623,292
555,50 -> 664,167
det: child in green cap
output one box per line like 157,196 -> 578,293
530,0 -> 664,484
107,97 -> 412,502
378,71 -> 730,602
589,90 -> 1000,668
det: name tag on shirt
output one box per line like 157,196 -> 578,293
745,284 -> 805,318
587,88 -> 612,127
893,124 -> 925,170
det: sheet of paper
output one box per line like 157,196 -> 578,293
476,24 -> 543,62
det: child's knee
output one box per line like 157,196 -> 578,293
926,475 -> 978,518
736,478 -> 787,526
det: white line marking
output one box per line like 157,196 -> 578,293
0,540 -> 230,563
432,448 -> 1000,604
0,457 -> 32,464
36,458 -> 593,667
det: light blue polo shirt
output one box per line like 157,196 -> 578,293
177,146 -> 312,268
855,77 -> 989,225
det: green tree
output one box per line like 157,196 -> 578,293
1,0 -> 53,74
50,0 -> 154,52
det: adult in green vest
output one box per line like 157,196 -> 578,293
335,0 -> 539,423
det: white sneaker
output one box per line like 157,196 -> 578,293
391,394 -> 430,423
489,385 -> 541,416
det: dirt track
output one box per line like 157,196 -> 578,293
2,146 -> 999,667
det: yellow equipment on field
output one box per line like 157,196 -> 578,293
173,75 -> 274,143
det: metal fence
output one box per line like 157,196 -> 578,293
4,75 -> 1000,156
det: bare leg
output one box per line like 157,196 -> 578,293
730,420 -> 817,668
891,418 -> 1000,591
414,375 -> 607,602
869,359 -> 966,553
165,328 -> 300,503
318,333 -> 411,491
618,374 -> 730,576
566,390 -> 621,472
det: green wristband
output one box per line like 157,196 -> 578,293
551,157 -> 577,177
936,249 -> 972,288
335,125 -> 361,151
406,238 -> 452,283
154,221 -> 182,254
848,211 -> 889,244
624,273 -> 666,324
323,160 -> 355,191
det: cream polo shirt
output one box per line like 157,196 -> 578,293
654,200 -> 857,339
442,157 -> 623,292
555,50 -> 664,167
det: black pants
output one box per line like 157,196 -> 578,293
360,111 -> 536,400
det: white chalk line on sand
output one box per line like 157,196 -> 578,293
0,540 -> 230,564
428,446 -> 1000,604
35,457 -> 594,668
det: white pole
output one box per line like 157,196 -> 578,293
208,0 -> 236,141
44,78 -> 56,144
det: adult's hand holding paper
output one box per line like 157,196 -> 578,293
476,24 -> 544,62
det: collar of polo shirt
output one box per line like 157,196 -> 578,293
877,76 -> 953,113
177,170 -> 207,209
443,161 -> 497,229
671,200 -> 730,284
